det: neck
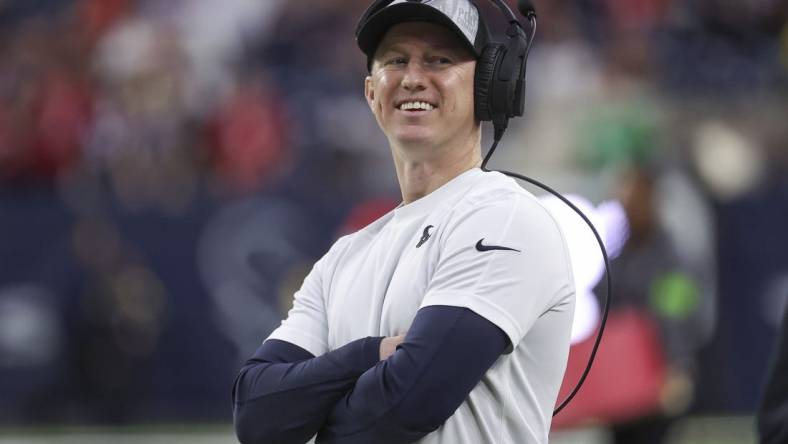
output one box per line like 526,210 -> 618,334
391,133 -> 482,205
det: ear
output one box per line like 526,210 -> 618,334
364,75 -> 375,111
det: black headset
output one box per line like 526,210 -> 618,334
473,0 -> 536,144
356,0 -> 611,418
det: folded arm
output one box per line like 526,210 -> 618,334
316,305 -> 510,444
232,336 -> 383,444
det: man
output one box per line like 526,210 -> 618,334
232,1 -> 576,443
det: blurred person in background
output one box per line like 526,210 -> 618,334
0,11 -> 93,182
595,164 -> 707,444
232,1 -> 577,443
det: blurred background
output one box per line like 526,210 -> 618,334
0,0 -> 786,443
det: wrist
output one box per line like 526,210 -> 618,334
360,336 -> 385,368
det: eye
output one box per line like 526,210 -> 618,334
385,56 -> 407,66
427,55 -> 453,66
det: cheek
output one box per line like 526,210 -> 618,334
461,87 -> 475,114
372,75 -> 393,117
462,74 -> 476,115
444,85 -> 475,121
444,70 -> 476,119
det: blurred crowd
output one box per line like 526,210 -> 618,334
0,0 -> 787,437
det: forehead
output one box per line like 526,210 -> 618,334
374,21 -> 469,55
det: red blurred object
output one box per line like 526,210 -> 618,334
210,80 -> 290,192
606,0 -> 671,30
31,74 -> 93,176
338,198 -> 399,235
0,72 -> 92,180
78,0 -> 132,42
552,309 -> 667,429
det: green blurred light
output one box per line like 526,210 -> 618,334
649,272 -> 700,320
576,101 -> 660,170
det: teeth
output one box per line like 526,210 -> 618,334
400,101 -> 434,111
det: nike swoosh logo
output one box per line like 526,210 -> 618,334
475,238 -> 520,252
416,225 -> 434,248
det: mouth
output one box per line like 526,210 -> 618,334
395,100 -> 437,113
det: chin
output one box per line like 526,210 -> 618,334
391,129 -> 437,147
395,138 -> 438,151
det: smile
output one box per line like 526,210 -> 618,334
396,101 -> 437,111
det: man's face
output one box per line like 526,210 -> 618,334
365,22 -> 477,152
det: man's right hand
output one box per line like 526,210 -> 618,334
379,334 -> 406,360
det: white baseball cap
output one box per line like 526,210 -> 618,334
355,0 -> 491,68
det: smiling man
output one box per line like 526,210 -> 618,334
232,1 -> 576,443
365,20 -> 480,204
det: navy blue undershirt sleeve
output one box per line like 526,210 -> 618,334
316,305 -> 511,444
232,336 -> 383,444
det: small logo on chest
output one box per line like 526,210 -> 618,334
475,238 -> 521,252
416,225 -> 434,248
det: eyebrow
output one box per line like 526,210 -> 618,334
376,42 -> 465,57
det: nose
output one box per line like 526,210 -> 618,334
401,62 -> 427,92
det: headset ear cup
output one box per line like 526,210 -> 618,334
475,44 -> 504,122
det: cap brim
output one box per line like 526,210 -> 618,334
356,3 -> 480,60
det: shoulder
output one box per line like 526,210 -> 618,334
441,171 -> 574,283
448,171 -> 561,234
